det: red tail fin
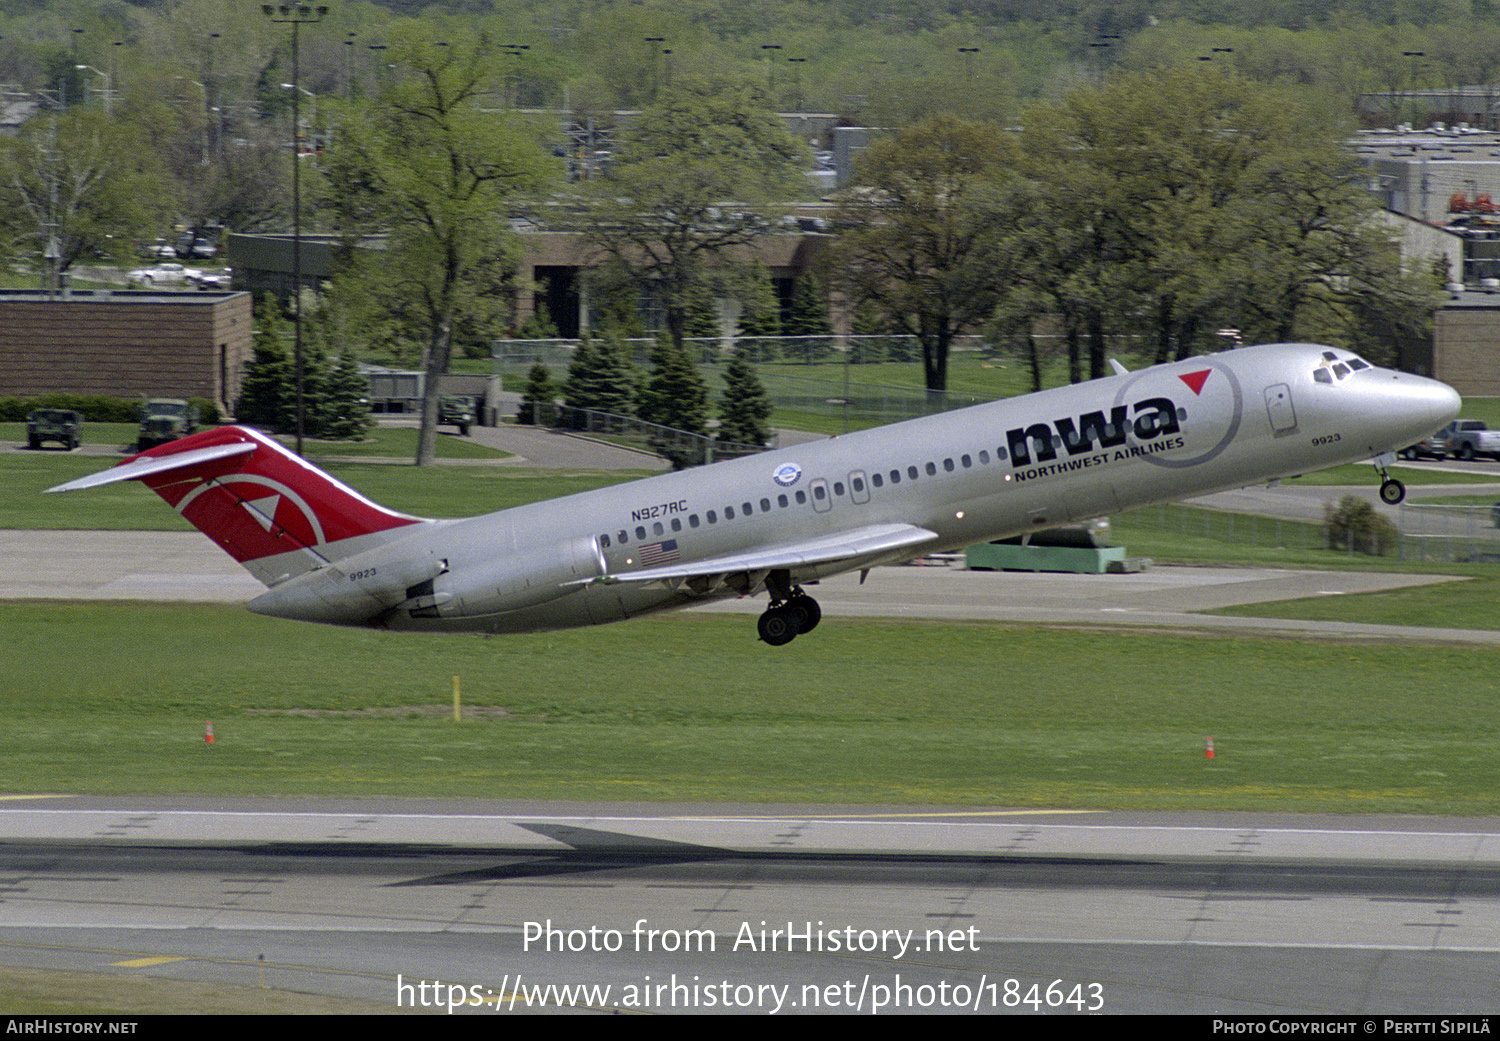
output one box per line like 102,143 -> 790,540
49,426 -> 425,584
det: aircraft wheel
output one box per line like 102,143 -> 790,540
788,595 -> 821,634
1380,479 -> 1406,505
757,606 -> 800,646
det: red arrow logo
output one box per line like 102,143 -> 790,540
1178,369 -> 1212,395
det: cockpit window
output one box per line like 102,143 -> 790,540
1313,351 -> 1371,384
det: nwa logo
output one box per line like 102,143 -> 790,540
1007,397 -> 1182,468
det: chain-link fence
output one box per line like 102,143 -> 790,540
492,336 -> 996,428
1396,502 -> 1500,563
1116,500 -> 1500,564
515,401 -> 766,466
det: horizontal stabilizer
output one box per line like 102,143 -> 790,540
46,442 -> 257,494
579,522 -> 938,586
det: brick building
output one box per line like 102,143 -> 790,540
0,289 -> 253,413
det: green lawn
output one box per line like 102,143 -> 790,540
2,602 -> 1494,813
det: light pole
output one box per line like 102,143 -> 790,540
74,64 -> 110,113
262,4 -> 328,457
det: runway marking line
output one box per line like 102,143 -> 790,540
112,955 -> 186,968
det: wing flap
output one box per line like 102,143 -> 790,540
576,522 -> 938,587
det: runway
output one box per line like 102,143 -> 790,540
1,528 -> 1493,644
1,798 -> 1497,1014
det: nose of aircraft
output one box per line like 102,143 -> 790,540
1383,372 -> 1462,446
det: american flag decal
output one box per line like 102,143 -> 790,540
639,539 -> 680,566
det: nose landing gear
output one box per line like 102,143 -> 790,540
1373,451 -> 1405,505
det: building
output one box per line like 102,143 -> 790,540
0,289 -> 253,413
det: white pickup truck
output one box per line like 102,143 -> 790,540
1444,419 -> 1500,461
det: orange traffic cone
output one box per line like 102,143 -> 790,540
1205,736 -> 1214,760
205,720 -> 215,745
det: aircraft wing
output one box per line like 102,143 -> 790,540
579,522 -> 939,588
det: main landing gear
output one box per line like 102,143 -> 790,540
1373,452 -> 1406,505
758,569 -> 821,646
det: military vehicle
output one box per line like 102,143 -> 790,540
137,399 -> 199,451
439,395 -> 477,436
26,409 -> 82,450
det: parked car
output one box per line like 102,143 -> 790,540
25,408 -> 82,450
126,261 -> 204,288
1492,501 -> 1500,528
1399,425 -> 1451,460
1444,419 -> 1500,461
137,399 -> 199,451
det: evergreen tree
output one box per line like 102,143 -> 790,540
236,296 -> 295,431
517,362 -> 559,425
683,282 -> 722,342
783,273 -> 833,362
717,350 -> 773,448
638,333 -> 709,468
562,330 -> 636,422
323,349 -> 373,441
734,265 -> 782,361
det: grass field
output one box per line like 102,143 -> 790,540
1,601 -> 1495,813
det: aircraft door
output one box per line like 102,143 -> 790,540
848,470 -> 870,505
1264,384 -> 1297,435
809,477 -> 832,513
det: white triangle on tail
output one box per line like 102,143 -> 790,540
242,493 -> 281,532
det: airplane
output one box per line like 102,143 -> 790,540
48,342 -> 1460,646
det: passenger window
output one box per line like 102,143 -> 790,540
979,450 -> 989,464
872,473 -> 883,488
600,534 -> 611,547
943,458 -> 954,472
795,490 -> 807,504
617,530 -> 628,544
813,485 -> 826,500
890,470 -> 901,484
961,454 -> 971,468
635,526 -> 646,540
671,518 -> 682,532
725,506 -> 736,519
852,477 -> 865,493
742,502 -> 753,515
833,482 -> 844,496
707,510 -> 717,523
908,465 -> 919,480
926,461 -> 937,476
689,515 -> 700,528
653,522 -> 664,536
777,494 -> 788,508
761,498 -> 771,512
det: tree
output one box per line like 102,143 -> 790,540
236,297 -> 295,429
562,330 -> 636,420
516,362 -> 558,425
0,109 -> 166,285
1017,66 -> 1440,373
582,75 -> 808,353
717,350 -> 773,448
322,24 -> 554,466
638,334 -> 709,468
322,348 -> 373,441
837,115 -> 1015,397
